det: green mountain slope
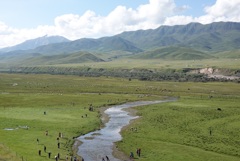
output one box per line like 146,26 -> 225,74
19,52 -> 104,65
0,22 -> 239,65
118,22 -> 240,51
0,37 -> 141,65
133,46 -> 215,60
214,50 -> 240,58
27,36 -> 142,55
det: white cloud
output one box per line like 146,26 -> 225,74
205,0 -> 240,18
0,0 -> 181,48
198,0 -> 240,24
52,0 -> 180,39
164,0 -> 240,25
0,24 -> 56,48
0,0 -> 240,48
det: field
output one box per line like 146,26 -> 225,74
0,73 -> 240,161
52,58 -> 240,69
118,97 -> 240,161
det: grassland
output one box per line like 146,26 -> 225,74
51,58 -> 240,70
0,73 -> 239,161
118,97 -> 240,161
0,73 -> 157,161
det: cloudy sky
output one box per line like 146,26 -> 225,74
0,0 -> 240,48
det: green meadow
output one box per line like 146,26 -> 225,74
118,97 -> 240,161
0,73 -> 239,161
53,58 -> 240,69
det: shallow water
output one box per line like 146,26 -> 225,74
77,100 -> 170,161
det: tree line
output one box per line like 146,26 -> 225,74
4,66 -> 240,83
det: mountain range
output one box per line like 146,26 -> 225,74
0,35 -> 70,52
0,22 -> 239,65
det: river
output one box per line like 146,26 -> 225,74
76,100 -> 172,161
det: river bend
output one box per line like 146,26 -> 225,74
77,100 -> 171,161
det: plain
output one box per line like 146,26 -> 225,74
0,73 -> 239,161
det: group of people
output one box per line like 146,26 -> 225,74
102,155 -> 110,161
37,131 -> 81,160
38,130 -> 130,161
54,153 -> 60,161
130,148 -> 141,159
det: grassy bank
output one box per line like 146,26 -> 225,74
117,95 -> 240,160
0,73 -> 159,161
0,73 -> 239,160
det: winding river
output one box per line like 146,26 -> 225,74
77,100 -> 172,161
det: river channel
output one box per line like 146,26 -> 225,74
77,100 -> 171,161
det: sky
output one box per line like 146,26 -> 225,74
0,0 -> 240,48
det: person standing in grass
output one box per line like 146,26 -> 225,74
130,152 -> 134,158
44,145 -> 46,152
138,148 -> 141,157
136,148 -> 141,157
48,152 -> 51,158
209,127 -> 213,136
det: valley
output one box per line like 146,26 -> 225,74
0,21 -> 239,161
0,74 -> 239,161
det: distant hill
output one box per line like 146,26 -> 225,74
0,36 -> 142,65
0,22 -> 239,66
133,46 -> 215,60
0,35 -> 70,52
214,50 -> 240,58
30,36 -> 142,55
18,51 -> 104,65
117,22 -> 240,52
